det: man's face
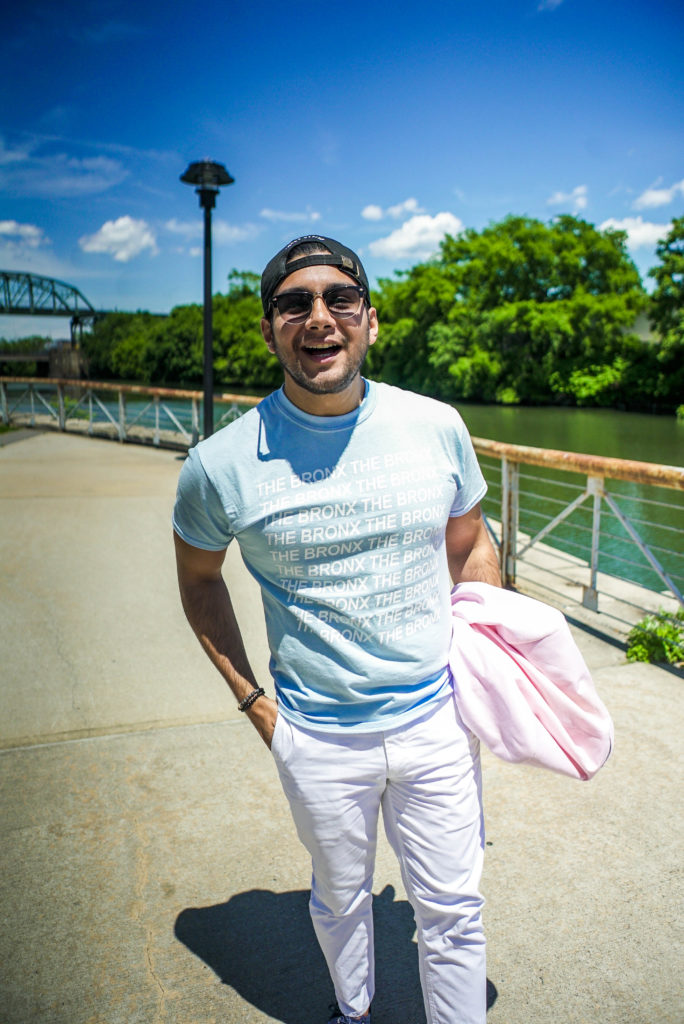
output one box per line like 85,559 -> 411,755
261,264 -> 378,415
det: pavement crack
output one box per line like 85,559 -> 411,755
129,795 -> 167,1020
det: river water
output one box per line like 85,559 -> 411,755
175,395 -> 684,596
457,403 -> 683,467
5,382 -> 683,597
453,404 -> 683,598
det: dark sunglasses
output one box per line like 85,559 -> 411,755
270,284 -> 366,324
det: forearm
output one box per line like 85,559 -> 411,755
178,571 -> 277,742
446,506 -> 502,588
178,573 -> 258,701
449,538 -> 502,587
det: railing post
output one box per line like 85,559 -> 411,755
154,395 -> 160,447
30,383 -> 35,426
582,475 -> 603,611
57,383 -> 65,431
191,397 -> 200,447
0,381 -> 8,425
117,388 -> 126,442
500,456 -> 519,587
88,390 -> 94,436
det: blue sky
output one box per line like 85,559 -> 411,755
1,0 -> 682,339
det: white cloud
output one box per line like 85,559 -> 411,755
0,214 -> 89,283
79,216 -> 157,262
599,216 -> 671,249
0,136 -> 32,165
547,184 -> 588,212
538,0 -> 564,9
362,197 -> 425,221
259,208 -> 321,223
361,204 -> 384,221
213,220 -> 261,244
165,218 -> 200,240
0,220 -> 49,248
0,240 -> 80,283
633,179 -> 684,210
369,212 -> 463,261
387,197 -> 425,219
0,148 -> 127,197
166,218 -> 259,246
0,219 -> 55,274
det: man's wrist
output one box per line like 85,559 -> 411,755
237,686 -> 266,712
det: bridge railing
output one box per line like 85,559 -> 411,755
473,438 -> 683,633
3,376 -> 682,635
0,376 -> 260,448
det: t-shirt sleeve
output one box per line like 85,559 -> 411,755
449,413 -> 487,517
172,447 -> 235,550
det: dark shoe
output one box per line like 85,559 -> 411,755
327,1003 -> 371,1024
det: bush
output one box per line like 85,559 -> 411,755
626,608 -> 684,665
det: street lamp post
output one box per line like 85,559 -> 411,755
180,159 -> 234,439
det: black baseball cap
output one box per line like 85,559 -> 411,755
260,235 -> 370,314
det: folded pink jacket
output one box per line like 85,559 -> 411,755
449,582 -> 614,780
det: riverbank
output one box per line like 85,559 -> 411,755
1,431 -> 682,1024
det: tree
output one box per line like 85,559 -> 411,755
142,305 -> 203,385
0,335 -> 52,377
371,215 -> 647,406
77,270 -> 281,390
649,216 -> 684,340
212,270 -> 280,390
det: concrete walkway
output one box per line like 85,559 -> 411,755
1,430 -> 682,1024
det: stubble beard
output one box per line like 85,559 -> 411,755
275,327 -> 371,397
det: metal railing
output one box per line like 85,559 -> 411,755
3,376 -> 682,634
473,437 -> 683,632
0,377 -> 260,447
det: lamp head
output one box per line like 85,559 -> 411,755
180,160 -> 234,188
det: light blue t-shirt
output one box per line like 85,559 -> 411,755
173,380 -> 486,732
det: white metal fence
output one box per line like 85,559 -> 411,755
1,377 -> 259,447
3,376 -> 682,636
474,438 -> 683,634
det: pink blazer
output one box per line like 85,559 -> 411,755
449,582 -> 614,780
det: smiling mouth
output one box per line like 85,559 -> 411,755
302,343 -> 342,358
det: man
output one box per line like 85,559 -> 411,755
173,235 -> 501,1024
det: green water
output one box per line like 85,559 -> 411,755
457,404 -> 683,467
7,382 -> 682,594
452,404 -> 683,596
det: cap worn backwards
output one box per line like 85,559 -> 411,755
260,235 -> 370,314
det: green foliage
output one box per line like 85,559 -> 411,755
649,216 -> 684,340
4,216 -> 682,412
372,214 -> 652,408
141,306 -> 203,385
50,395 -> 89,420
0,334 -> 53,353
0,334 -> 53,377
78,270 -> 280,389
626,608 -> 684,665
81,313 -> 162,381
212,272 -> 281,390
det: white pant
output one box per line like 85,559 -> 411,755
270,695 -> 486,1024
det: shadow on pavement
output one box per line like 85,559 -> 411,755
175,883 -> 497,1023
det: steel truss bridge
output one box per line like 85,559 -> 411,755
0,270 -> 102,341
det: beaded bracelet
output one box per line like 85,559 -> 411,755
238,686 -> 266,712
